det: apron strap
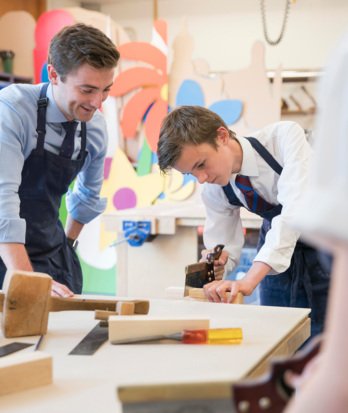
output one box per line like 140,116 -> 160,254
222,136 -> 283,220
245,137 -> 283,175
36,83 -> 49,155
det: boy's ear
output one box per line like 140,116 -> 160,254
216,127 -> 230,145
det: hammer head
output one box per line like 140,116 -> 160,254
2,270 -> 52,338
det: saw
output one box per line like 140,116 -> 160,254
184,244 -> 224,293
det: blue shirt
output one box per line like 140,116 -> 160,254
0,82 -> 108,243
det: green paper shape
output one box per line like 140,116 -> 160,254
59,183 -> 116,296
137,140 -> 152,176
80,257 -> 116,295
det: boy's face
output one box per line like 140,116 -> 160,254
48,63 -> 115,122
173,127 -> 242,186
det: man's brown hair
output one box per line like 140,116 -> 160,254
48,23 -> 120,81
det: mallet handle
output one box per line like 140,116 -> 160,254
49,296 -> 149,314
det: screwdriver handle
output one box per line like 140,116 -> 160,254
182,328 -> 243,344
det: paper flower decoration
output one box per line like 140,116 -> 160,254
110,21 -> 168,153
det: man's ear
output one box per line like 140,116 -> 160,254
47,64 -> 58,84
216,127 -> 230,145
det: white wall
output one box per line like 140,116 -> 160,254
97,0 -> 348,72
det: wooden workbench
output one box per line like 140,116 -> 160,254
103,202 -> 261,298
0,298 -> 310,413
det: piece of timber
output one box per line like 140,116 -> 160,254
95,310 -> 118,321
95,301 -> 138,321
0,351 -> 52,396
118,317 -> 310,412
109,316 -> 210,344
187,287 -> 244,304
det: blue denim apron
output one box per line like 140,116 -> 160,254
223,137 -> 331,337
0,83 -> 87,293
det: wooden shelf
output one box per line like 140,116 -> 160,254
0,72 -> 32,84
281,109 -> 316,116
268,69 -> 321,83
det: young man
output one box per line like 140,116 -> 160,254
0,23 -> 120,297
157,106 -> 330,337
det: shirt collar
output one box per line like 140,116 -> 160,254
45,83 -> 72,123
235,136 -> 259,177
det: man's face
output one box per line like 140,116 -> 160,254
173,128 -> 242,186
48,63 -> 115,122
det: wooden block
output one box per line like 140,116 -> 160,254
116,301 -> 135,315
0,351 -> 52,396
95,310 -> 118,321
133,300 -> 150,314
94,300 -> 150,321
165,286 -> 185,299
188,288 -> 244,304
109,316 -> 210,343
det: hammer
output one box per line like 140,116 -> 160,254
0,270 -> 149,338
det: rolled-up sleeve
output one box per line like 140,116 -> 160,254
66,112 -> 108,224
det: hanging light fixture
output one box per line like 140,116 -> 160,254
260,0 -> 294,46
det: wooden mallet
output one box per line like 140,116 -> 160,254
0,270 -> 149,338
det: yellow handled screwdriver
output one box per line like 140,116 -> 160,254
113,328 -> 243,345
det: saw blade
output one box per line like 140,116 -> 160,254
69,322 -> 108,356
0,342 -> 33,357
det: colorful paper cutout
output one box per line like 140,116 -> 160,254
176,79 -> 205,106
34,9 -> 75,83
110,20 -> 168,153
176,79 -> 243,126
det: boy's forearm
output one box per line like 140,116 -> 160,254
242,261 -> 272,295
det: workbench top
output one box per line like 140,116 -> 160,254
0,297 -> 310,413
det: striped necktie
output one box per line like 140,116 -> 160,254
60,121 -> 78,158
235,175 -> 273,213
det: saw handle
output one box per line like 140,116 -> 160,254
232,334 -> 322,413
206,244 -> 225,282
206,244 -> 224,263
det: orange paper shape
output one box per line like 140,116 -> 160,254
120,88 -> 159,138
111,67 -> 164,96
118,42 -> 166,73
145,99 -> 168,152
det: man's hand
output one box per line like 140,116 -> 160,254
200,249 -> 229,280
51,280 -> 74,297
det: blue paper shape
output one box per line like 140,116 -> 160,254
41,63 -> 49,82
209,100 -> 243,125
176,80 -> 205,106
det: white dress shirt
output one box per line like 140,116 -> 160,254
202,121 -> 312,275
